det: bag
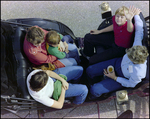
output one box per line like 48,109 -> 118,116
32,62 -> 56,71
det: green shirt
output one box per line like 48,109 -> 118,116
46,33 -> 66,59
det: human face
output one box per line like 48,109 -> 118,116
115,14 -> 127,26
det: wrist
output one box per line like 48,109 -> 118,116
114,76 -> 117,81
127,19 -> 132,22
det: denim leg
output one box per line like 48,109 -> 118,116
90,78 -> 123,98
65,83 -> 88,104
86,57 -> 123,80
61,35 -> 74,43
58,58 -> 77,67
67,43 -> 81,64
53,66 -> 83,83
86,57 -> 124,98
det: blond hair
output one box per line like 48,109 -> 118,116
115,6 -> 129,16
46,30 -> 61,45
26,26 -> 45,45
126,46 -> 149,64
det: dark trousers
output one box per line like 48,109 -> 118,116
83,32 -> 126,65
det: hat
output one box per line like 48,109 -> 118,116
99,2 -> 111,14
116,90 -> 128,105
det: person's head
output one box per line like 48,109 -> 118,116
46,30 -> 61,47
115,6 -> 129,26
126,45 -> 149,64
26,26 -> 45,46
29,71 -> 48,91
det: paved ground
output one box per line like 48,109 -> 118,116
1,1 -> 149,118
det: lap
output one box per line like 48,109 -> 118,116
90,78 -> 123,96
53,66 -> 83,82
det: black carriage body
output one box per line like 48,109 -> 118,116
5,18 -> 76,40
1,13 -> 149,115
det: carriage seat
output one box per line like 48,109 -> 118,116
12,27 -> 33,99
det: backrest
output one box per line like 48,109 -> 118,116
1,22 -> 17,96
12,27 -> 33,99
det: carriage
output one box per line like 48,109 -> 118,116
1,12 -> 149,118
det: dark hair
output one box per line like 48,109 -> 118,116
26,27 -> 45,45
29,71 -> 48,91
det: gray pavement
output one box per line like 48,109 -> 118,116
1,1 -> 149,118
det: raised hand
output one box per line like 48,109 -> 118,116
124,6 -> 135,21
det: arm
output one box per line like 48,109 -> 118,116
38,86 -> 66,109
44,70 -> 69,90
124,6 -> 135,32
51,86 -> 66,109
47,46 -> 66,59
104,69 -> 141,88
27,49 -> 58,65
132,9 -> 143,46
90,24 -> 113,35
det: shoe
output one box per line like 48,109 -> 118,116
79,38 -> 84,48
117,110 -> 133,118
64,99 -> 71,104
79,49 -> 90,60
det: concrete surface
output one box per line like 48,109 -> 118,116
1,1 -> 149,118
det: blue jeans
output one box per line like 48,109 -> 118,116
61,35 -> 74,43
62,35 -> 80,64
66,43 -> 81,64
53,66 -> 88,104
59,58 -> 77,67
86,57 -> 124,98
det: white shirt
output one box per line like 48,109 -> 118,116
116,15 -> 147,88
27,69 -> 54,107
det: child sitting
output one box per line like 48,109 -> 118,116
46,30 -> 80,64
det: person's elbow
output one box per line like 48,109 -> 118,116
56,103 -> 64,109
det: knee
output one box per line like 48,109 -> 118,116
86,66 -> 93,78
84,33 -> 91,41
70,58 -> 77,65
81,85 -> 88,95
74,66 -> 83,74
90,84 -> 102,97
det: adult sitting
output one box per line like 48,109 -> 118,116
81,6 -> 136,65
23,26 -> 79,68
86,8 -> 149,99
27,67 -> 88,109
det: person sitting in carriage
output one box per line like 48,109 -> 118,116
80,6 -> 136,65
23,26 -> 80,69
86,7 -> 149,100
45,30 -> 80,64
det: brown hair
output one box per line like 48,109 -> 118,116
126,45 -> 149,64
115,6 -> 129,16
29,71 -> 48,91
46,30 -> 61,45
26,26 -> 45,45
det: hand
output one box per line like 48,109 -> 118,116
58,41 -> 65,52
90,30 -> 100,34
103,69 -> 116,80
63,41 -> 68,48
124,6 -> 135,21
64,41 -> 69,53
62,80 -> 69,90
133,7 -> 141,15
